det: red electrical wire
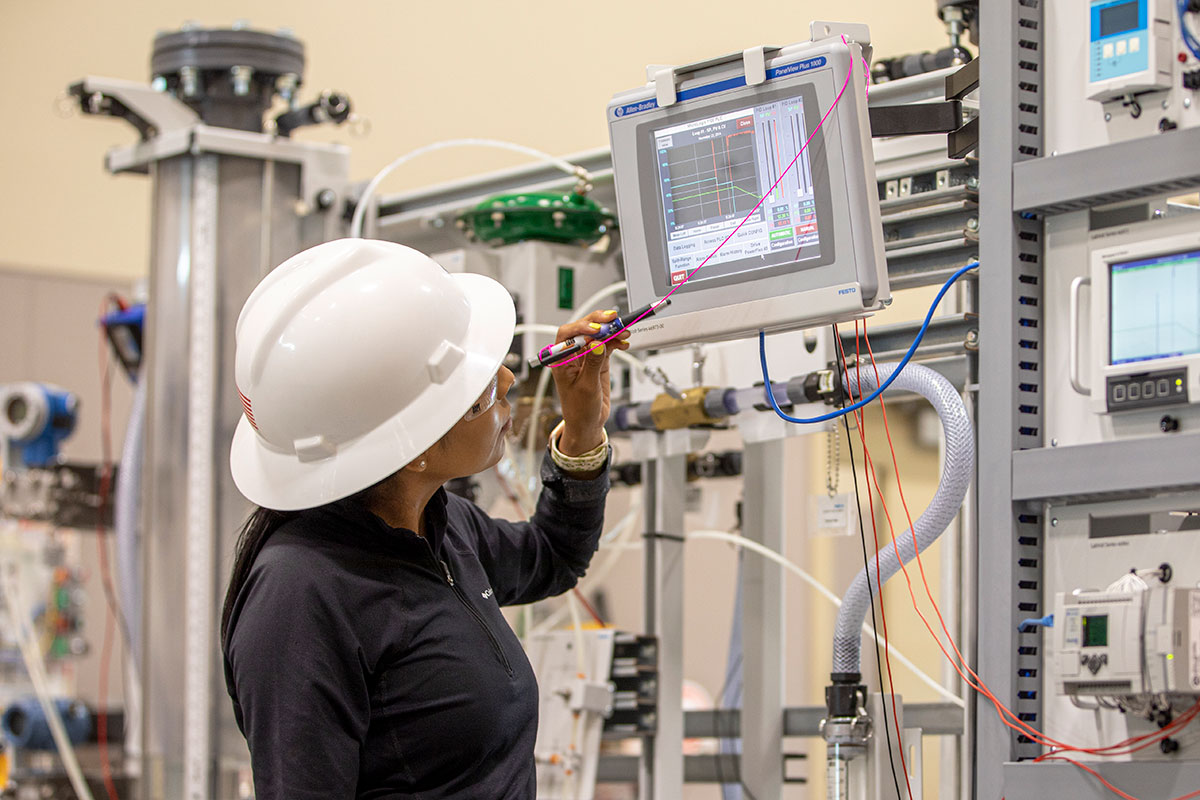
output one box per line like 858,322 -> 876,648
856,321 -> 1200,798
571,589 -> 606,628
834,326 -> 914,800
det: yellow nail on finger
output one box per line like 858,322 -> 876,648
590,342 -> 605,355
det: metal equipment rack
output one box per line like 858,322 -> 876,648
976,2 -> 1200,797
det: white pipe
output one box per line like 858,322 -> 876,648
115,377 -> 145,662
1,566 -> 97,800
573,281 -> 627,320
350,139 -> 590,238
529,492 -> 643,636
687,531 -> 963,707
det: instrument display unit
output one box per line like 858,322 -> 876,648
1084,230 -> 1200,414
607,32 -> 888,349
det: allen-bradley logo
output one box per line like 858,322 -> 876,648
617,100 -> 658,118
838,287 -> 857,296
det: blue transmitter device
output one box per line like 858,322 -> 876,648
528,299 -> 671,369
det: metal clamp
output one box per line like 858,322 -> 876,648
1069,276 -> 1092,396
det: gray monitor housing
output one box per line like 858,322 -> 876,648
607,25 -> 889,349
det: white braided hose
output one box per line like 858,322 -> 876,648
831,363 -> 974,676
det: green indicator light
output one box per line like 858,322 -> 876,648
557,266 -> 575,310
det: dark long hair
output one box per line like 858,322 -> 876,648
221,472 -> 401,644
221,507 -> 301,644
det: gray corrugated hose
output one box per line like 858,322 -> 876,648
830,363 -> 974,676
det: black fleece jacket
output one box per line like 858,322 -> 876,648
222,453 -> 608,799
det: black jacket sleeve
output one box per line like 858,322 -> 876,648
451,447 -> 609,606
224,540 -> 375,800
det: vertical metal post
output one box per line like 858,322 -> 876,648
639,450 -> 686,800
977,2 -> 1046,798
183,154 -> 218,800
142,156 -> 194,800
741,439 -> 785,799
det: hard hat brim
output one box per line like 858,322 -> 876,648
229,272 -> 517,511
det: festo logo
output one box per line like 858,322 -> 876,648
838,287 -> 857,296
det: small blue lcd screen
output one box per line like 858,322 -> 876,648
1091,0 -> 1145,41
1110,248 -> 1200,365
1101,1 -> 1140,37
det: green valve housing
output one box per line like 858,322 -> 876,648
457,191 -> 615,246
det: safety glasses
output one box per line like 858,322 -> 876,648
463,373 -> 499,422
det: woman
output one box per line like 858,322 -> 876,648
221,238 -> 628,799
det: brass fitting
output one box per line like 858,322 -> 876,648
648,387 -> 719,431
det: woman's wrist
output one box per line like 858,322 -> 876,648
558,424 -> 605,456
549,421 -> 608,477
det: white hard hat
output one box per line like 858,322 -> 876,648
229,238 -> 516,510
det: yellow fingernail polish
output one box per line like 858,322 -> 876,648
604,309 -> 618,315
591,342 -> 605,355
588,322 -> 602,330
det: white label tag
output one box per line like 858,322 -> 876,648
810,493 -> 858,538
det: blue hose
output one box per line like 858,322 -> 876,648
759,261 -> 979,424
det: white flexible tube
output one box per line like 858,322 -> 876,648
572,281 -> 627,320
832,363 -> 974,677
115,377 -> 145,663
525,367 -> 555,485
350,139 -> 590,238
566,591 -> 586,677
529,492 -> 644,636
687,531 -> 963,707
1,566 -> 97,800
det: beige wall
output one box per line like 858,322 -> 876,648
1,1 -> 945,280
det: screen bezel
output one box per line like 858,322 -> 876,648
632,82 -> 837,299
1108,247 -> 1200,366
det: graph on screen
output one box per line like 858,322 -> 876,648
662,122 -> 760,229
1110,248 -> 1200,365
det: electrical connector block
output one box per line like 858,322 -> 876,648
567,679 -> 614,717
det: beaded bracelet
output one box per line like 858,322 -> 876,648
548,420 -> 609,473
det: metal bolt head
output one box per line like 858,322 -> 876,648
231,65 -> 254,97
1050,438 -> 1058,447
1163,98 -> 1171,109
966,176 -> 980,190
965,329 -> 979,346
1051,518 -> 1058,527
1105,112 -> 1113,122
966,217 -> 979,232
1185,96 -> 1193,109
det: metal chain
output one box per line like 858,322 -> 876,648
825,421 -> 840,497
